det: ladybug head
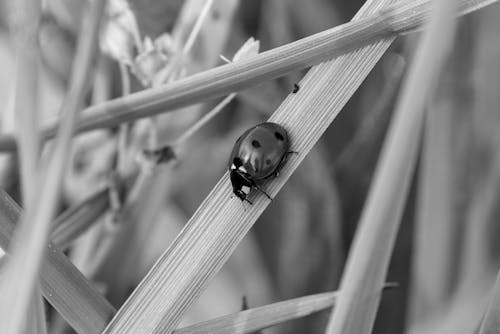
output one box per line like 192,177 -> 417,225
230,168 -> 253,203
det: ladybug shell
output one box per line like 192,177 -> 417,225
228,122 -> 290,180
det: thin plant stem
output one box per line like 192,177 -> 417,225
173,93 -> 236,147
174,291 -> 339,334
10,0 -> 47,332
117,62 -> 131,174
154,0 -> 214,85
182,0 -> 214,55
12,0 -> 41,208
50,187 -> 110,249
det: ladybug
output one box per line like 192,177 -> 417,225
228,122 -> 295,204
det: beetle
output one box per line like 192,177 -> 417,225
228,122 -> 295,204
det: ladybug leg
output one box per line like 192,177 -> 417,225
254,184 -> 272,200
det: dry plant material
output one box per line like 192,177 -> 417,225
325,0 -> 458,333
100,0 -> 497,333
478,270 -> 500,334
0,1 -> 108,333
335,54 -> 405,167
29,292 -> 48,334
100,0 -> 400,332
10,0 -> 46,331
174,291 -> 338,334
408,70 -> 456,321
0,0 -> 494,152
51,188 -> 110,249
11,0 -> 41,205
0,190 -> 116,334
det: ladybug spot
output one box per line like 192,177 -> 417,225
266,159 -> 272,165
251,140 -> 261,148
233,157 -> 243,167
274,132 -> 285,141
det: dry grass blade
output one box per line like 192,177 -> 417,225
324,0 -> 458,333
173,93 -> 236,147
0,0 -> 494,152
478,270 -> 500,334
0,1 -> 108,333
51,188 -> 109,249
0,190 -> 116,334
11,0 -> 41,207
174,291 -> 338,334
31,291 -> 48,334
10,0 -> 46,332
181,0 -> 214,55
408,72 -> 455,321
100,0 -> 402,332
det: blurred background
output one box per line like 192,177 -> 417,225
0,0 -> 499,333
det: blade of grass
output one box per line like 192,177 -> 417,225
182,0 -> 214,55
26,286 -> 48,334
0,0 -> 494,152
34,290 -> 48,334
0,189 -> 116,334
11,0 -> 41,207
172,38 -> 259,147
176,284 -> 397,334
100,0 -> 403,332
153,0 -> 215,85
335,53 -> 405,167
457,6 -> 500,290
407,71 -> 456,321
174,291 -> 339,334
10,0 -> 46,332
458,141 -> 500,290
173,93 -> 236,147
324,0 -> 458,333
0,1 -> 108,333
478,270 -> 500,334
50,187 -> 110,249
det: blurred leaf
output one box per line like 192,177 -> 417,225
51,187 -> 109,249
407,17 -> 477,325
175,291 -> 339,334
479,271 -> 500,334
325,0 -> 457,333
0,189 -> 116,333
45,0 -> 84,33
129,0 -> 183,38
